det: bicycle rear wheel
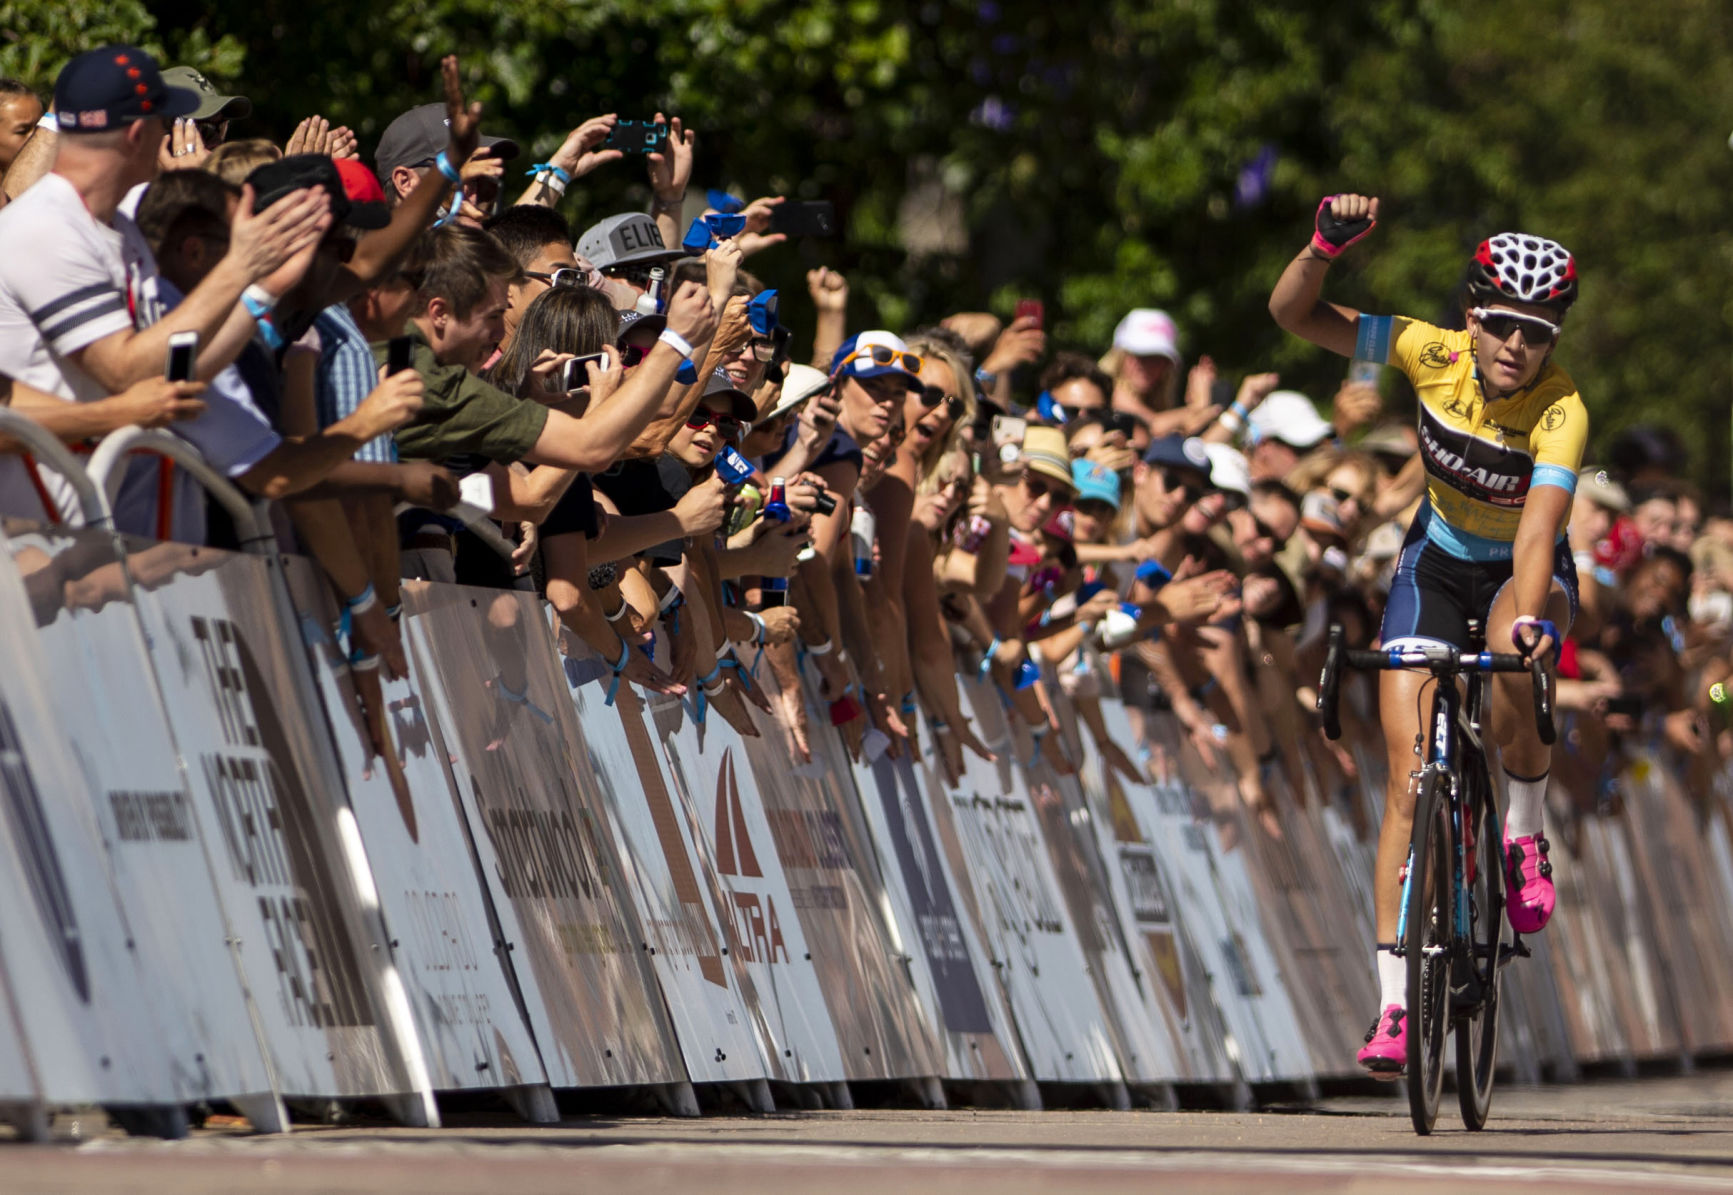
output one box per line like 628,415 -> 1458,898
1405,767 -> 1452,1135
1456,756 -> 1504,1130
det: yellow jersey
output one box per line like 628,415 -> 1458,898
1356,314 -> 1586,561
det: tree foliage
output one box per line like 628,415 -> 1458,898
9,0 -> 1731,489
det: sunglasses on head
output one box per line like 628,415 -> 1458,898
838,345 -> 922,376
919,387 -> 965,420
1471,306 -> 1559,348
525,267 -> 586,289
685,409 -> 743,440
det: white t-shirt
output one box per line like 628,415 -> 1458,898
0,174 -> 277,542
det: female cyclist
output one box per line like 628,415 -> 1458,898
1270,194 -> 1585,1076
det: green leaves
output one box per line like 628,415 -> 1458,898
11,0 -> 1730,486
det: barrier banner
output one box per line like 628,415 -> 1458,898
731,663 -> 947,1086
0,523 -> 284,1128
1115,709 -> 1309,1083
947,679 -> 1125,1090
1072,749 -> 1237,1085
0,963 -> 43,1138
125,537 -> 426,1110
848,713 -> 1034,1090
283,562 -> 553,1113
401,585 -> 686,1091
640,686 -> 851,1091
1619,751 -> 1733,1055
1015,745 -> 1184,1088
557,646 -> 768,1099
1542,796 -> 1668,1061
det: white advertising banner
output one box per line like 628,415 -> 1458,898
642,689 -> 850,1088
126,543 -> 418,1105
401,586 -> 688,1093
1072,741 -> 1235,1084
947,680 -> 1124,1088
284,561 -> 551,1108
557,640 -> 769,1095
0,524 -> 284,1126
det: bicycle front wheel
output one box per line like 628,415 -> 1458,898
1405,766 -> 1452,1135
1457,757 -> 1504,1130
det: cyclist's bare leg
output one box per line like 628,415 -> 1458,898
1373,666 -> 1435,941
1487,577 -> 1572,932
1486,579 -> 1573,773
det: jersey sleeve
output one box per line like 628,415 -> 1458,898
0,221 -> 131,357
1528,391 -> 1587,495
1354,314 -> 1452,380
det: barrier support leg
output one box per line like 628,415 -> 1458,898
104,1102 -> 190,1139
825,1080 -> 854,1111
377,1090 -> 437,1128
1097,1080 -> 1132,1111
654,1082 -> 701,1118
0,1100 -> 48,1142
499,1082 -> 559,1124
228,1091 -> 290,1134
729,1078 -> 775,1113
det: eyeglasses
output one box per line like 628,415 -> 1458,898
1075,498 -> 1117,520
1328,485 -> 1357,505
1470,306 -> 1559,349
919,387 -> 965,420
1020,473 -> 1071,503
195,119 -> 228,147
837,345 -> 922,376
604,262 -> 658,287
685,409 -> 743,440
1159,468 -> 1204,500
525,268 -> 586,289
749,337 -> 776,362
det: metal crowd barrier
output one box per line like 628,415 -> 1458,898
1,436 -> 1730,1139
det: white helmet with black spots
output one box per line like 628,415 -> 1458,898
1469,233 -> 1578,312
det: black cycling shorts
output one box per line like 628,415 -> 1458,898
1380,515 -> 1578,651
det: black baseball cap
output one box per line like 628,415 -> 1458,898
246,154 -> 390,231
53,45 -> 200,133
374,103 -> 520,192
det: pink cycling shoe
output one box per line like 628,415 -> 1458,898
1505,833 -> 1555,934
1357,1005 -> 1407,1078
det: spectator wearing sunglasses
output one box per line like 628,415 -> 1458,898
576,211 -> 685,301
779,329 -> 925,735
1035,351 -> 1113,424
852,330 -> 979,760
483,204 -> 582,354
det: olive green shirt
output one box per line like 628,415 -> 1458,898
370,325 -> 548,465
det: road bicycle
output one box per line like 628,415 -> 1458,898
1317,619 -> 1555,1134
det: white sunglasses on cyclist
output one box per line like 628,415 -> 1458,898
1470,306 -> 1560,348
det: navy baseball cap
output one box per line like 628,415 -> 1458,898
1141,434 -> 1213,479
53,45 -> 199,132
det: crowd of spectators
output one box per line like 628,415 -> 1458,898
0,45 -> 1725,820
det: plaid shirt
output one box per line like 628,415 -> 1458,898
313,302 -> 396,464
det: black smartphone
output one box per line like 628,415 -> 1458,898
606,119 -> 669,155
164,331 -> 199,382
768,199 -> 836,238
386,336 -> 414,376
560,352 -> 608,392
811,491 -> 838,516
1605,695 -> 1644,718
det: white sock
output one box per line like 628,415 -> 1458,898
1377,947 -> 1406,1009
1504,770 -> 1548,840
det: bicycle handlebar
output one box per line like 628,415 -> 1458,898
1317,624 -> 1556,746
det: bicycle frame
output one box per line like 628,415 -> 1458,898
1394,665 -> 1487,950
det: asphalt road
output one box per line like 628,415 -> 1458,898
7,1071 -> 1733,1193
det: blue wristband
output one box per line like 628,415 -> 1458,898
434,150 -> 462,184
524,162 -> 572,184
